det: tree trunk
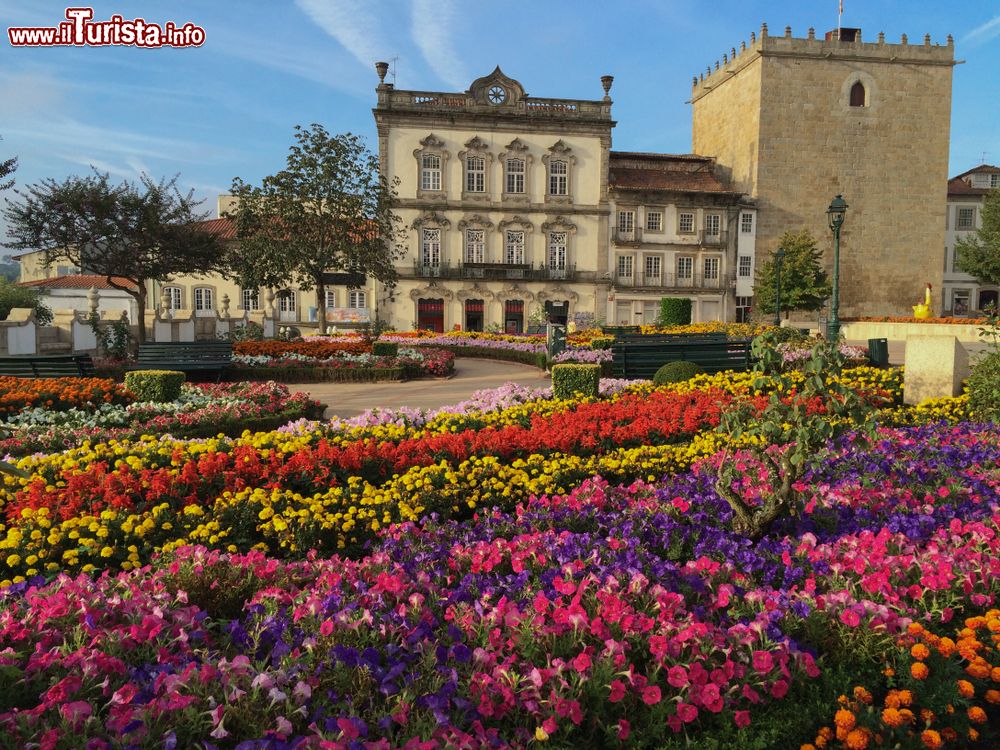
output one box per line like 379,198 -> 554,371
315,279 -> 327,336
133,286 -> 147,346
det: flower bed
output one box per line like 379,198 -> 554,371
0,376 -> 131,419
231,346 -> 455,380
0,422 -> 997,748
0,381 -> 324,457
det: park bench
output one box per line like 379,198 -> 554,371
0,353 -> 96,378
131,342 -> 233,382
611,337 -> 752,379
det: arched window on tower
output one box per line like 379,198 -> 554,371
849,81 -> 866,107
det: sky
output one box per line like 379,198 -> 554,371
2,0 -> 999,237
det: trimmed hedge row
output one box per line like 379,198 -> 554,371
227,366 -> 406,383
551,363 -> 601,400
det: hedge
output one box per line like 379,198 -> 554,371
657,298 -> 692,326
124,370 -> 186,403
551,363 -> 601,400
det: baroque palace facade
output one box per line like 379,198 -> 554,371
373,66 -> 755,332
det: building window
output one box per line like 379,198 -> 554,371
644,255 -> 662,284
957,207 -> 975,230
738,255 -> 752,278
324,290 -> 337,309
505,230 -> 525,264
466,156 -> 485,193
617,210 -> 635,235
952,289 -> 970,315
417,298 -> 444,333
421,228 -> 441,267
241,288 -> 260,311
421,154 -> 442,191
735,295 -> 752,323
464,299 -> 484,332
505,158 -> 525,194
504,300 -> 524,334
992,174 -> 1000,188
348,290 -> 367,309
677,256 -> 693,280
548,232 -> 567,270
703,257 -> 720,281
548,160 -> 568,196
617,255 -> 634,279
277,289 -> 296,321
705,214 -> 721,237
163,286 -> 182,310
849,81 -> 866,107
678,212 -> 695,234
646,210 -> 663,232
741,213 -> 754,234
465,229 -> 485,263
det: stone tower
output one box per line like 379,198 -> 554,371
691,25 -> 956,317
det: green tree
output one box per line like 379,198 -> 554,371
955,188 -> 1000,286
0,278 -> 52,325
226,125 -> 405,335
754,230 -> 832,318
2,171 -> 226,343
0,135 -> 16,192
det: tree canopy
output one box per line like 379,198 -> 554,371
753,230 -> 832,317
0,135 -> 16,193
2,171 -> 227,343
955,188 -> 1000,288
225,124 -> 404,334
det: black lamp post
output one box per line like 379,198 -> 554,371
773,247 -> 786,326
826,194 -> 849,340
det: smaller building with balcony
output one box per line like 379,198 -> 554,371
942,164 -> 1000,315
607,153 -> 756,324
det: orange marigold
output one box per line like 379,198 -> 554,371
883,667 -> 895,678
884,691 -> 902,709
800,745 -> 817,750
881,707 -> 904,727
936,637 -> 956,657
899,709 -> 916,725
986,689 -> 1000,705
910,643 -> 931,660
920,708 -> 935,723
967,705 -> 987,724
941,728 -> 958,742
911,662 -> 929,680
920,729 -> 943,750
908,622 -> 924,635
966,661 -> 990,679
991,666 -> 1000,682
956,679 -> 974,698
897,690 -> 913,707
969,728 -> 980,742
853,686 -> 873,704
834,709 -> 857,731
845,728 -> 869,750
819,727 -> 834,741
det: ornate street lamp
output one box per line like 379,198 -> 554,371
773,247 -> 786,327
826,194 -> 848,340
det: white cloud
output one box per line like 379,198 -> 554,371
294,0 -> 391,70
961,15 -> 1000,44
411,0 -> 468,90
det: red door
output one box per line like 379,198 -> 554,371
417,298 -> 445,333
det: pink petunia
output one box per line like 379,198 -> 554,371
734,710 -> 751,728
667,665 -> 689,688
641,685 -> 662,705
751,650 -> 773,673
677,702 -> 698,723
617,719 -> 630,740
571,651 -> 591,673
770,679 -> 789,699
608,680 -> 626,702
839,608 -> 861,627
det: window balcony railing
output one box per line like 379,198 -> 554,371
407,261 -> 583,282
614,272 -> 729,290
699,230 -> 729,247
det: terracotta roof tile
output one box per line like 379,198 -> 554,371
609,153 -> 737,194
193,216 -> 237,239
948,164 -> 1000,196
18,275 -> 138,291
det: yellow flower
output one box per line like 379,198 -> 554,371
534,727 -> 549,742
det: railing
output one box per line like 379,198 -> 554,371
379,90 -> 610,118
699,230 -> 729,246
614,272 -> 728,290
406,261 -> 584,282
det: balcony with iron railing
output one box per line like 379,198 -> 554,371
613,271 -> 733,291
613,229 -> 730,246
405,261 -> 590,282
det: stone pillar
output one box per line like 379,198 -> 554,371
903,335 -> 970,405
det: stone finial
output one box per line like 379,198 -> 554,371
740,40 -> 746,51
723,53 -> 728,63
706,66 -> 711,76
901,33 -> 908,45
699,72 -> 704,82
750,31 -> 756,43
375,61 -> 388,84
119,310 -> 129,323
760,23 -> 768,38
160,288 -> 170,316
600,74 -> 614,99
714,60 -> 719,70
807,27 -> 815,40
692,76 -> 698,87
87,287 -> 99,315
265,289 -> 276,315
947,34 -> 953,46
220,293 -> 230,317
731,47 -> 736,58
784,25 -> 792,38
878,31 -> 885,44
924,33 -> 931,46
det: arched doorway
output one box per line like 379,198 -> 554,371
979,289 -> 998,313
544,300 -> 569,325
464,299 -> 484,332
504,300 -> 524,334
417,298 -> 444,332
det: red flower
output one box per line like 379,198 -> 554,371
641,685 -> 662,705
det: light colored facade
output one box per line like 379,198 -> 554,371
943,165 -> 1000,315
373,66 -> 615,332
607,153 -> 756,324
691,25 -> 956,318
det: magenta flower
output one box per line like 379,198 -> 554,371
608,680 -> 626,702
677,702 -> 699,723
641,685 -> 662,705
667,665 -> 689,688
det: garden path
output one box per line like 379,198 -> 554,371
292,358 -> 547,418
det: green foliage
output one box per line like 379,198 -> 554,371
653,360 -> 704,385
372,341 -> 398,357
225,321 -> 264,342
754,230 -> 832,315
715,342 -> 878,538
955,187 -> 1000,286
86,311 -> 131,359
656,297 -> 692,326
0,278 -> 52,325
2,171 -> 225,343
966,350 -> 1000,421
749,328 -> 811,375
535,351 -> 549,370
0,135 -> 15,193
226,125 -> 406,334
124,370 -> 186,403
590,336 -> 615,350
359,318 -> 391,347
551,364 -> 601,400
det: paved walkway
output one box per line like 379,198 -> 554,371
292,358 -> 548,418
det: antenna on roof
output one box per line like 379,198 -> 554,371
389,56 -> 399,86
982,151 -> 989,164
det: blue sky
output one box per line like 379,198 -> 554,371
2,0 -> 999,234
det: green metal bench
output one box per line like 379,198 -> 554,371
0,354 -> 96,378
611,338 -> 753,378
131,342 -> 233,382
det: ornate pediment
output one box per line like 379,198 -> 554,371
504,137 -> 530,155
412,212 -> 451,229
496,283 -> 535,302
418,133 -> 446,150
537,284 -> 580,303
409,281 -> 454,301
497,216 -> 534,233
463,136 -> 491,152
458,214 -> 494,230
468,66 -> 526,107
457,283 -> 494,301
541,216 -> 577,234
548,139 -> 573,156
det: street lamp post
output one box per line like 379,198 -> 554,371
826,194 -> 849,341
773,247 -> 786,327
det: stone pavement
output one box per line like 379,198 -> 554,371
293,358 -> 548,418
